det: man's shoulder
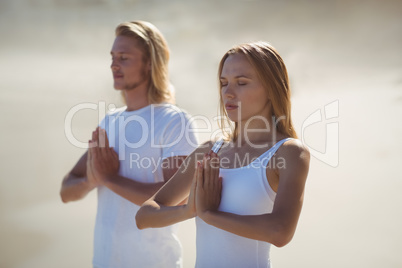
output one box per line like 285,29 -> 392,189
106,106 -> 127,117
151,103 -> 192,121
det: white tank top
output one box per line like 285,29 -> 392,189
195,138 -> 292,268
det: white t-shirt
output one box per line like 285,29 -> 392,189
93,103 -> 198,268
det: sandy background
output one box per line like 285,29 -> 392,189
1,0 -> 401,267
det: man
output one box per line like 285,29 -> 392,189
60,21 -> 197,268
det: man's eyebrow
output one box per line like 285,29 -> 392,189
110,51 -> 128,55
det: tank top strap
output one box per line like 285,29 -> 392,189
258,138 -> 294,167
211,138 -> 224,153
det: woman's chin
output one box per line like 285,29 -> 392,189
226,115 -> 239,122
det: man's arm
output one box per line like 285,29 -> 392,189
60,151 -> 97,203
89,127 -> 190,206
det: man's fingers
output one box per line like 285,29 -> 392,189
100,129 -> 111,161
110,147 -> 119,162
92,138 -> 100,163
90,131 -> 97,147
109,147 -> 119,170
98,128 -> 109,148
88,141 -> 92,161
94,129 -> 99,146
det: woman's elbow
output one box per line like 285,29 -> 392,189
269,224 -> 295,248
272,235 -> 292,248
135,206 -> 152,230
135,209 -> 145,230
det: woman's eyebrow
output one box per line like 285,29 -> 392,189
220,74 -> 252,79
234,75 -> 252,79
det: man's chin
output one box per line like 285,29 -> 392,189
113,84 -> 124,90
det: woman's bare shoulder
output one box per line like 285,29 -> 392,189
277,139 -> 310,163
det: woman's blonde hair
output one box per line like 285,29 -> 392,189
115,21 -> 174,104
218,41 -> 297,141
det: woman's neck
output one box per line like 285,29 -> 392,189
235,117 -> 285,146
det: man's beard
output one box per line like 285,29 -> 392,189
124,68 -> 150,91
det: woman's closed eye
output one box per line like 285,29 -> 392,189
238,81 -> 247,86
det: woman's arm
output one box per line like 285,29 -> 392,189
97,156 -> 188,206
197,140 -> 310,247
135,142 -> 213,229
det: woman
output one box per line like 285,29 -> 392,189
136,41 -> 310,267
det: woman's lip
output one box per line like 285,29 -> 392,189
113,74 -> 123,79
225,105 -> 238,110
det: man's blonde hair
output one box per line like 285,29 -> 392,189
115,21 -> 174,104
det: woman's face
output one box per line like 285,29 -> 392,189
220,53 -> 271,123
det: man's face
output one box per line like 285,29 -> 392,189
110,35 -> 150,90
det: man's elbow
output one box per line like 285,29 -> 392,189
60,188 -> 70,203
60,183 -> 84,203
60,195 -> 68,204
60,190 -> 75,204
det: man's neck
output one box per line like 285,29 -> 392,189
122,86 -> 150,111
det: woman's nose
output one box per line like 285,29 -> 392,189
222,84 -> 235,99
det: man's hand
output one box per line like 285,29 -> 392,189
89,127 -> 120,185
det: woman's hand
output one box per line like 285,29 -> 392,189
196,152 -> 222,219
185,161 -> 201,218
88,127 -> 120,184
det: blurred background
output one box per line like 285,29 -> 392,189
1,0 -> 401,267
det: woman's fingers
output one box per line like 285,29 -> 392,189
192,162 -> 199,190
218,177 -> 223,194
204,152 -> 220,191
196,160 -> 204,193
211,153 -> 220,188
190,162 -> 199,203
203,153 -> 211,190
